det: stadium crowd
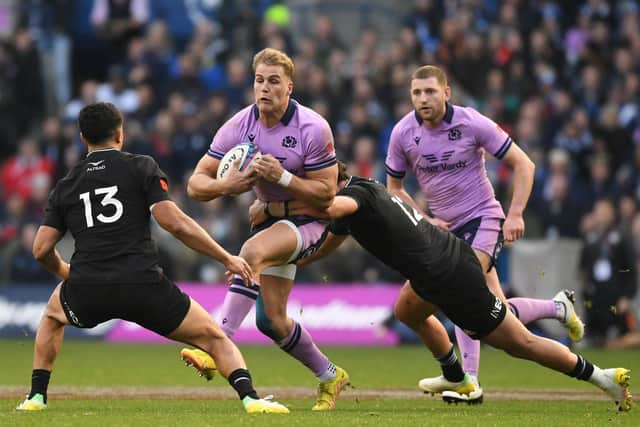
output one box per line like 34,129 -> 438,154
0,0 -> 638,344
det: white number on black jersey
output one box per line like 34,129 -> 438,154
79,185 -> 124,228
390,195 -> 423,226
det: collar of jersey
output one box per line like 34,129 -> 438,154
86,148 -> 117,157
414,102 -> 454,126
252,99 -> 297,126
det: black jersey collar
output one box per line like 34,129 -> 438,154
252,99 -> 297,126
86,148 -> 117,157
414,102 -> 454,125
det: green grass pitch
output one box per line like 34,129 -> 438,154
1,340 -> 637,426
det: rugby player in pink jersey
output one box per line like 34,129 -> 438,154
181,48 -> 349,411
384,65 -> 585,403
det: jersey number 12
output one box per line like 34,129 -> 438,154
390,195 -> 423,226
79,185 -> 124,228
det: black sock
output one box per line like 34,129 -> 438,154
29,369 -> 51,403
566,355 -> 594,381
228,368 -> 259,400
437,346 -> 465,382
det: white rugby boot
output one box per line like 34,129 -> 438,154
553,290 -> 585,342
441,374 -> 483,404
419,372 -> 476,397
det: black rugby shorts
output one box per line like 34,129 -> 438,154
410,244 -> 507,339
60,275 -> 191,336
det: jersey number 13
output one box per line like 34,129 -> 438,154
79,185 -> 124,228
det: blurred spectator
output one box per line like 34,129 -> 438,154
1,222 -> 56,284
40,116 -> 71,182
0,0 -> 638,294
580,199 -> 637,346
0,194 -> 26,249
12,27 -> 45,138
91,0 -> 150,63
310,15 -> 345,68
18,0 -> 73,110
1,137 -> 53,202
65,79 -> 99,120
541,173 -> 583,239
96,64 -> 140,113
0,40 -> 19,158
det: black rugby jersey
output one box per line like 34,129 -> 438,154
329,177 -> 463,282
43,148 -> 171,284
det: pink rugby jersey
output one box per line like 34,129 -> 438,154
385,103 -> 511,230
208,100 -> 336,202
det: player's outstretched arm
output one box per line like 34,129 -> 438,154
187,155 -> 256,201
386,175 -> 450,231
269,196 -> 358,219
253,155 -> 337,209
151,200 -> 253,283
498,143 -> 535,242
32,225 -> 70,280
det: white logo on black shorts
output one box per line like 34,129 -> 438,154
490,297 -> 503,319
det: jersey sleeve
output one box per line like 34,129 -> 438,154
303,119 -> 337,172
469,108 -> 513,159
207,120 -> 238,160
384,123 -> 408,178
327,182 -> 369,235
136,155 -> 172,207
42,185 -> 67,232
327,218 -> 350,235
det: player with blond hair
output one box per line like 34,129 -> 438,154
181,47 -> 349,411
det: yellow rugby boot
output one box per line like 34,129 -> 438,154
312,366 -> 350,411
180,348 -> 217,381
16,394 -> 46,411
244,396 -> 290,414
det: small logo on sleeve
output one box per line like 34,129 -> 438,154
160,178 -> 169,191
325,141 -> 334,154
247,134 -> 256,142
414,136 -> 421,145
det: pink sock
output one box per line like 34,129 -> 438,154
454,326 -> 480,377
278,321 -> 330,377
217,276 -> 259,338
507,298 -> 557,324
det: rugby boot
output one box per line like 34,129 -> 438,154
180,348 -> 217,381
16,393 -> 46,411
244,396 -> 290,414
441,375 -> 483,404
312,366 -> 350,410
597,368 -> 632,412
419,372 -> 476,396
553,290 -> 585,342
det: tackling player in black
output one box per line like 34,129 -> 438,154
249,161 -> 632,412
16,102 -> 289,414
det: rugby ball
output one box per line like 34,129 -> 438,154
216,142 -> 261,180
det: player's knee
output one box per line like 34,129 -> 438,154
393,302 -> 416,327
239,241 -> 265,269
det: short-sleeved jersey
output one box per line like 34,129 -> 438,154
43,148 -> 171,285
385,103 -> 510,230
328,177 -> 463,282
207,99 -> 336,202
